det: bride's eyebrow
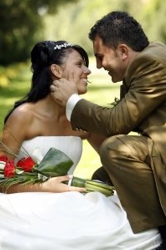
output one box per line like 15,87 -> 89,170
75,58 -> 84,64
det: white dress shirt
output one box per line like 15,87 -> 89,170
66,94 -> 81,121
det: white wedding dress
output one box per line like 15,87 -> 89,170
0,136 -> 161,250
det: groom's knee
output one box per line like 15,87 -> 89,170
100,135 -> 120,163
100,135 -> 130,168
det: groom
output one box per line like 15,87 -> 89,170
50,11 -> 166,244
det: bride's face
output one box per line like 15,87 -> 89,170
60,50 -> 91,95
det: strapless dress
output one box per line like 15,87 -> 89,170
17,136 -> 82,174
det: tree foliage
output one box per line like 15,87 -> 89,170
1,0 -> 166,66
142,0 -> 166,42
0,0 -> 78,65
42,0 -> 146,55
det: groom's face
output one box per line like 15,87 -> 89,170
92,36 -> 127,83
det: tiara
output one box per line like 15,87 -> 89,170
54,42 -> 72,50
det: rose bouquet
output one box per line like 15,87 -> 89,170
0,147 -> 114,196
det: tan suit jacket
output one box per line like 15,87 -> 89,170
71,42 -> 166,218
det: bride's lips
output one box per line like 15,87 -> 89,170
82,78 -> 88,84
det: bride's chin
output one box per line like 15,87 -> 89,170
78,87 -> 87,95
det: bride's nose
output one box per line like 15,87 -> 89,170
84,67 -> 91,75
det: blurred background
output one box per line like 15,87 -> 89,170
0,0 -> 165,178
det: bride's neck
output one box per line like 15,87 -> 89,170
36,95 -> 66,117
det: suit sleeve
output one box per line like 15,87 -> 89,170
71,54 -> 166,136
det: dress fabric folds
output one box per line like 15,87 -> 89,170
0,136 -> 161,250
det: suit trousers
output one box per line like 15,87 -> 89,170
100,134 -> 166,233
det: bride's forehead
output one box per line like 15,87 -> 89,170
63,50 -> 82,61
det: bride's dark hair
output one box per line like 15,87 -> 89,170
4,40 -> 89,123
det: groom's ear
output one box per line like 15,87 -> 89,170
50,64 -> 63,78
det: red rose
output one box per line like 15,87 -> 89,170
0,155 -> 8,162
17,156 -> 36,172
4,160 -> 15,177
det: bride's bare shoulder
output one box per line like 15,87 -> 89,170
6,103 -> 35,128
1,104 -> 37,150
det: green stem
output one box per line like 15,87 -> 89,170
71,176 -> 114,196
71,176 -> 87,187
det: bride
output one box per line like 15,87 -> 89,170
0,40 -> 161,249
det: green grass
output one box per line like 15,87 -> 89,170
0,63 -> 31,126
0,59 -> 120,179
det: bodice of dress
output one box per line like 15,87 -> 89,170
17,136 -> 82,174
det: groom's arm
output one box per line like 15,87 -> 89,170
50,79 -> 118,136
70,98 -> 111,136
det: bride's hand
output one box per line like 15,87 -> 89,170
41,175 -> 86,193
50,73 -> 78,106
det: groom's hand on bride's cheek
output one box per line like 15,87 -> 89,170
56,75 -> 78,95
50,79 -> 78,106
50,80 -> 67,106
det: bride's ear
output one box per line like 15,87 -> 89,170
50,64 -> 63,78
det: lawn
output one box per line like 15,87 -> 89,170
0,59 -> 120,179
